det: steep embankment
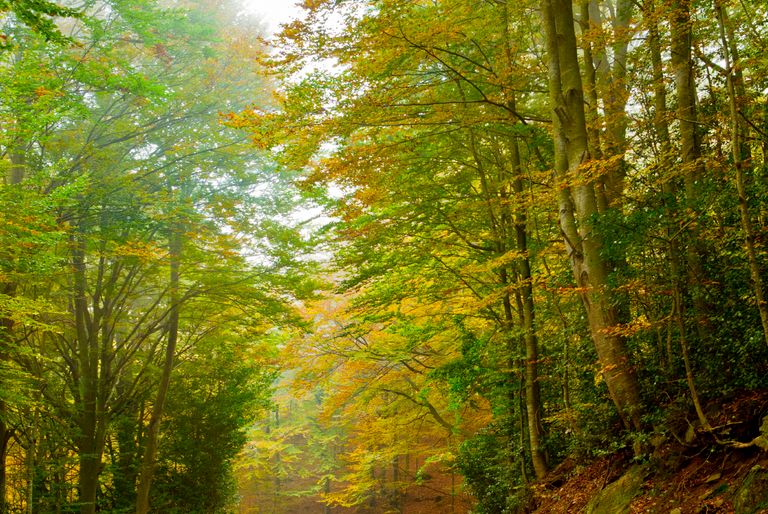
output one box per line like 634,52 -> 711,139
535,391 -> 768,513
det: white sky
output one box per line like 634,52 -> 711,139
240,0 -> 306,34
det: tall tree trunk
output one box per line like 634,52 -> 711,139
8,150 -> 25,186
514,368 -> 529,485
578,0 -> 632,209
581,0 -> 633,327
540,0 -> 644,431
673,282 -> 711,429
135,221 -> 182,514
0,401 -> 9,514
73,232 -> 105,514
669,0 -> 710,339
715,0 -> 768,345
603,0 -> 632,163
24,408 -> 39,514
470,128 -> 547,478
507,136 -> 547,480
390,455 -> 403,513
1,151 -> 25,513
578,0 -> 604,167
643,0 -> 679,371
644,0 -> 712,430
642,0 -> 671,158
113,393 -> 139,511
498,7 -> 548,477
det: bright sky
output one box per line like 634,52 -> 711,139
240,0 -> 305,34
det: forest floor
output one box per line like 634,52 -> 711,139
533,390 -> 768,513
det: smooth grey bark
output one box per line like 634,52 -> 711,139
499,6 -> 549,478
468,124 -> 548,479
508,136 -> 548,480
540,0 -> 644,431
641,0 -> 712,431
578,0 -> 606,200
668,0 -> 711,341
578,0 -> 632,208
643,0 -> 677,369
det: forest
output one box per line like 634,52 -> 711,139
2,0 -> 768,512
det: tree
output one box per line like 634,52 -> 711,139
0,0 -> 81,47
1,0 -> 315,511
539,0 -> 643,432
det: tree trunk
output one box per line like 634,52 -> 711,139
669,0 -> 711,340
603,0 -> 632,163
1,151 -> 25,513
135,222 -> 182,514
643,0 -> 679,371
714,0 -> 768,345
390,456 -> 403,512
0,421 -> 9,514
578,0 -> 604,168
540,0 -> 644,431
113,395 -> 139,511
642,0 -> 671,157
641,0 -> 713,430
508,136 -> 548,480
577,0 -> 632,208
72,232 -> 106,514
499,9 -> 549,476
580,0 -> 632,327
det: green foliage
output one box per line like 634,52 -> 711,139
150,330 -> 277,513
457,426 -> 530,514
0,0 -> 319,512
0,0 -> 81,47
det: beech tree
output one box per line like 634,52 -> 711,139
539,0 -> 643,431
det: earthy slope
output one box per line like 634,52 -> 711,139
535,391 -> 768,513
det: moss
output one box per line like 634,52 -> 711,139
585,465 -> 647,514
733,465 -> 768,514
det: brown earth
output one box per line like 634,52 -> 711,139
534,390 -> 768,514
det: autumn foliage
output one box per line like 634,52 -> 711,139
3,0 -> 768,512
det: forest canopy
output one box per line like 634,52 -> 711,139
2,0 -> 768,513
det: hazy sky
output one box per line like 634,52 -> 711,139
241,0 -> 305,34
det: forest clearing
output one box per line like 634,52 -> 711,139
2,0 -> 768,512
